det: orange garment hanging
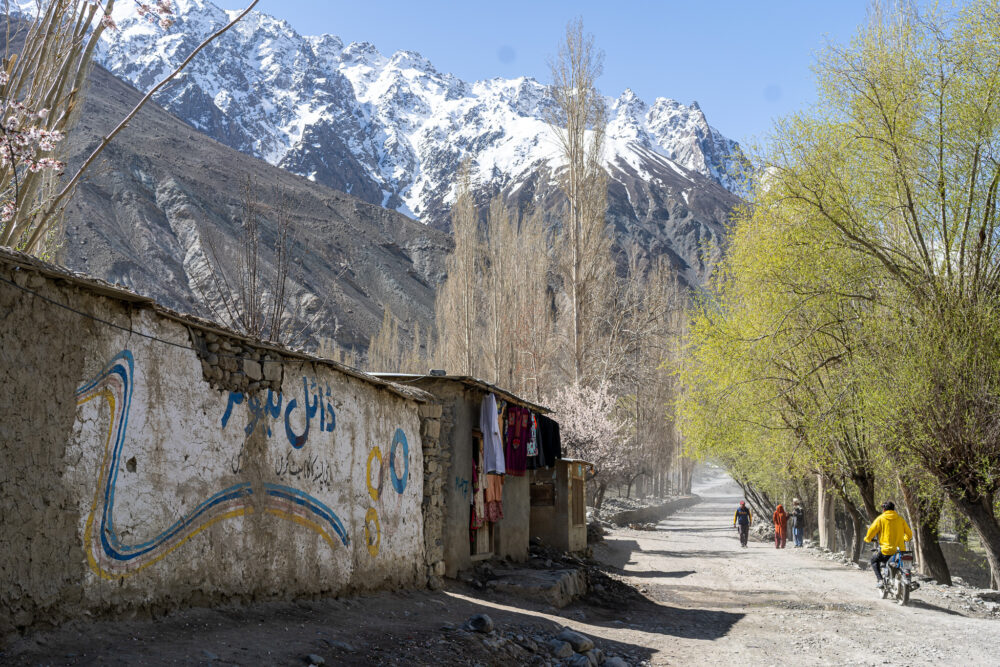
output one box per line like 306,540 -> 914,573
485,473 -> 504,522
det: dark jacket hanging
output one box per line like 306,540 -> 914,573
536,414 -> 562,464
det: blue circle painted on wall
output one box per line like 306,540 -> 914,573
389,428 -> 408,494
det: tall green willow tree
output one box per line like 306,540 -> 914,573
677,192 -> 893,563
683,1 -> 1000,586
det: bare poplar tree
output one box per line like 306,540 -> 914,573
201,175 -> 294,343
482,195 -> 516,387
366,307 -> 427,373
367,306 -> 401,372
433,159 -> 482,376
508,208 -> 556,401
548,17 -> 612,387
402,321 -> 425,373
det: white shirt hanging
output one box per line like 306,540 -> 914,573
480,392 -> 506,474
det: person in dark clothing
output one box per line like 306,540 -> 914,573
733,501 -> 752,547
790,498 -> 805,547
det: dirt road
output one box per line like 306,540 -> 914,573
4,475 -> 998,665
589,474 -> 1000,665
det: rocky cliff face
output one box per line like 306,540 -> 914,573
57,61 -> 450,355
92,0 -> 743,285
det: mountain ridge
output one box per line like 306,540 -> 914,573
88,0 -> 742,284
54,57 -> 450,355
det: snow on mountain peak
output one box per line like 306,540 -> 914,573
91,0 -> 747,222
341,41 -> 385,67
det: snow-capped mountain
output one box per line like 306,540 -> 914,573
92,0 -> 743,284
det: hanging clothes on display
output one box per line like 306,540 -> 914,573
485,473 -> 504,522
526,412 -> 547,470
537,414 -> 562,464
503,404 -> 530,476
526,413 -> 539,457
470,436 -> 486,533
480,393 -> 505,474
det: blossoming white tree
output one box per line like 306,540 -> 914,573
550,382 -> 631,512
0,0 -> 257,254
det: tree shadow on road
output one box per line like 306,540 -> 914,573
595,538 -> 741,569
593,537 -> 643,569
580,594 -> 744,641
649,525 -> 730,533
579,560 -> 744,642
637,548 -> 738,560
620,569 -> 696,579
905,599 -> 970,617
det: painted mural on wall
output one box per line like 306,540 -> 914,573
74,347 -> 417,580
362,427 -> 409,556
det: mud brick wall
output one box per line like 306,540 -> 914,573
0,256 -> 427,637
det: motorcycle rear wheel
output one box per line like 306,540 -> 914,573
894,571 -> 909,606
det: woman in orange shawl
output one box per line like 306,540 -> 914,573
772,504 -> 789,549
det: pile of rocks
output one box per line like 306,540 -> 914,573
627,523 -> 658,531
450,614 -> 633,666
749,522 -> 775,541
587,520 -> 607,544
524,541 -> 648,611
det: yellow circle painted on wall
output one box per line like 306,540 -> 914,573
365,506 -> 380,557
367,446 -> 383,501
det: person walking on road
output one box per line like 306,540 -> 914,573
772,504 -> 788,548
733,501 -> 752,547
864,500 -> 913,589
790,498 -> 805,547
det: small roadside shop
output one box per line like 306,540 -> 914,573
529,458 -> 593,553
370,374 -> 560,577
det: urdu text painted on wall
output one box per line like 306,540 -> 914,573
77,349 -> 412,578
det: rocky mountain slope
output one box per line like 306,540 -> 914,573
57,61 -> 450,355
93,0 -> 743,285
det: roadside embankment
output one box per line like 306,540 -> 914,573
604,495 -> 701,527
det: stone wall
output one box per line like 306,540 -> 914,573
606,496 -> 702,526
0,254 -> 428,637
419,402 -> 446,588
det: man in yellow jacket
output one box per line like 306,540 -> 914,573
864,501 -> 913,588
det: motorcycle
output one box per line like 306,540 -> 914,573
873,542 -> 920,606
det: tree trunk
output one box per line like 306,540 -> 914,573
818,475 -> 837,551
741,481 -> 773,519
899,479 -> 951,585
680,457 -> 694,494
851,472 -> 879,521
951,492 -> 1000,589
835,486 -> 864,563
595,481 -> 609,514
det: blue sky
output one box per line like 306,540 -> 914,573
261,1 -> 873,146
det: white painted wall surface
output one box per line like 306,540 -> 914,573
63,310 -> 424,604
